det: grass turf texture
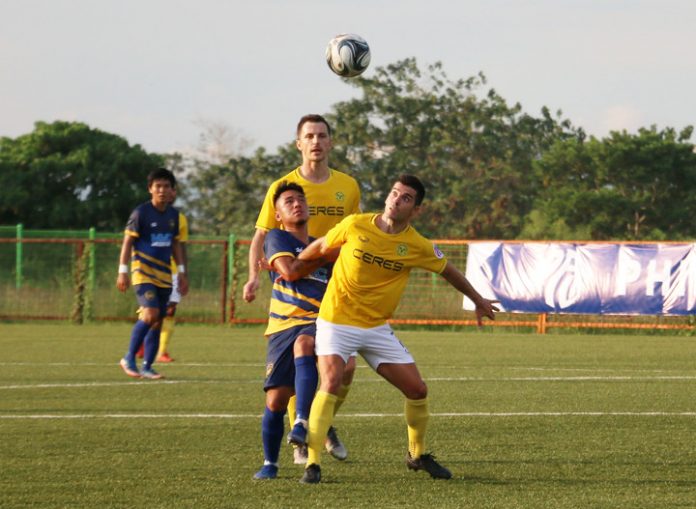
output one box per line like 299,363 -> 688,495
1,323 -> 695,508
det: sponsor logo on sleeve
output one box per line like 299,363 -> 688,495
433,244 -> 444,259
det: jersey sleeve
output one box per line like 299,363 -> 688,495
264,229 -> 295,266
347,177 -> 361,214
324,214 -> 354,249
255,180 -> 280,231
418,240 -> 448,274
124,208 -> 140,238
177,213 -> 189,242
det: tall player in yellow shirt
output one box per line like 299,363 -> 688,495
287,175 -> 499,484
243,114 -> 360,463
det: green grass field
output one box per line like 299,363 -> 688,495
1,323 -> 695,508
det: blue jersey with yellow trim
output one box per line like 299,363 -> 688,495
125,202 -> 181,288
263,229 -> 331,336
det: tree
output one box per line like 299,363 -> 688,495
523,126 -> 696,240
323,59 -> 581,238
0,121 -> 163,230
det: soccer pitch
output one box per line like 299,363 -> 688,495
1,323 -> 695,508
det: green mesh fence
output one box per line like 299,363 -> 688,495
0,226 -> 231,323
2,226 -> 693,333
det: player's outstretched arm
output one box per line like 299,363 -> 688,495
439,261 -> 499,325
243,228 -> 268,302
274,236 -> 339,281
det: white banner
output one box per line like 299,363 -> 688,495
463,242 -> 696,315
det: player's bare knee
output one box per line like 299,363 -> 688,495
406,381 -> 428,400
294,334 -> 315,357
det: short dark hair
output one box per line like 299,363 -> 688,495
273,181 -> 305,207
147,168 -> 176,188
396,174 -> 425,206
296,114 -> 332,138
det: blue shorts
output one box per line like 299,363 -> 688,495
134,284 -> 172,318
264,323 -> 316,391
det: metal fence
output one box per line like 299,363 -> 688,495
1,225 -> 694,333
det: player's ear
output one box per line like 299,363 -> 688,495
295,138 -> 302,151
275,210 -> 282,222
410,203 -> 423,220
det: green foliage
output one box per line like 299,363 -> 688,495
528,126 -> 696,240
181,148 -> 293,237
0,121 -> 163,229
326,59 -> 581,238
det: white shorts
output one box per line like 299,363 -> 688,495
315,318 -> 414,370
169,274 -> 181,304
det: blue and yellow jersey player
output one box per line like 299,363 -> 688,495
253,181 -> 339,480
117,168 -> 188,380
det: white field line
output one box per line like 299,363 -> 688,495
1,411 -> 696,420
2,375 -> 696,391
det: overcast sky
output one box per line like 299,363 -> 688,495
1,0 -> 694,156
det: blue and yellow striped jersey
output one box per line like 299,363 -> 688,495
125,202 -> 182,288
263,229 -> 331,336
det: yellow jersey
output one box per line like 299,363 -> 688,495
170,212 -> 188,274
320,213 -> 448,328
255,167 -> 361,238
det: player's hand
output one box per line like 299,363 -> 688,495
243,279 -> 258,303
116,273 -> 130,292
178,273 -> 189,296
474,298 -> 500,326
258,258 -> 272,271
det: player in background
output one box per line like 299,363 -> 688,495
157,185 -> 188,363
117,168 -> 188,380
283,175 -> 499,484
243,114 -> 360,463
253,181 -> 339,480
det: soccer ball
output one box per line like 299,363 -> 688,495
325,33 -> 371,78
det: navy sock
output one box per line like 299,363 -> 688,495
294,355 -> 318,421
261,407 -> 286,464
142,328 -> 161,369
126,320 -> 150,360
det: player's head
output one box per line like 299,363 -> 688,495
395,174 -> 425,205
273,181 -> 309,228
383,174 -> 426,223
147,168 -> 176,207
296,114 -> 333,165
296,114 -> 332,138
147,168 -> 176,189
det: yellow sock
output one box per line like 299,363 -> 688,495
307,391 -> 337,466
405,397 -> 429,458
158,317 -> 175,357
287,395 -> 297,427
332,384 -> 350,416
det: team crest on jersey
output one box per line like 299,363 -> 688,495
335,191 -> 345,202
396,244 -> 408,256
265,363 -> 274,378
433,244 -> 444,259
144,290 -> 156,302
169,219 -> 176,230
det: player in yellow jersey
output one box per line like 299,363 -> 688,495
244,114 -> 360,463
284,175 -> 499,484
157,186 -> 188,363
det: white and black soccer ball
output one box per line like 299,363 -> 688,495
325,33 -> 371,78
